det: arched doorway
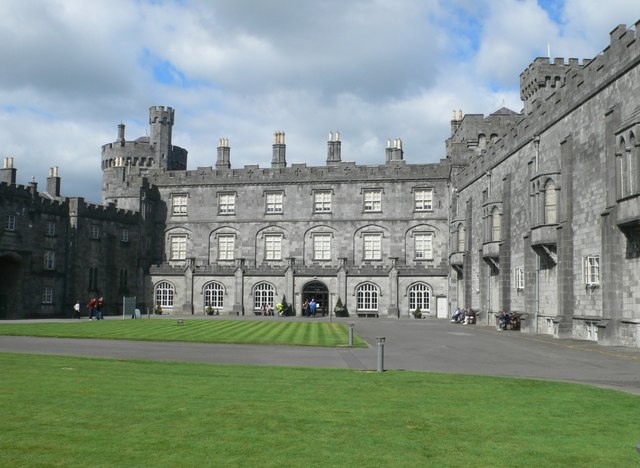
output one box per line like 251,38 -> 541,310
302,281 -> 329,316
0,253 -> 22,319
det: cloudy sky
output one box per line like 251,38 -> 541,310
1,0 -> 640,203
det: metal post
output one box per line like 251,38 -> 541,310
376,336 -> 385,372
348,323 -> 354,346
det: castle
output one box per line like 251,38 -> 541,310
1,21 -> 639,347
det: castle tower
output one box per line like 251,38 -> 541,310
326,131 -> 342,166
149,106 -> 175,168
271,131 -> 287,168
519,57 -> 582,115
216,138 -> 231,169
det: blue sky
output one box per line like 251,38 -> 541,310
0,0 -> 639,202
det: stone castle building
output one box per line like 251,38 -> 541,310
1,20 -> 639,347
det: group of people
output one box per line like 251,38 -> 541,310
302,299 -> 319,317
84,297 -> 105,320
450,307 -> 476,325
496,311 -> 520,330
261,303 -> 275,316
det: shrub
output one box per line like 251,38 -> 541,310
153,305 -> 163,315
412,308 -> 422,319
334,297 -> 349,317
206,306 -> 215,316
277,295 -> 291,316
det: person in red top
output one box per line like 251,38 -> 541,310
87,298 -> 97,321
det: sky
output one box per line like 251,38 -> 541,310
1,0 -> 640,203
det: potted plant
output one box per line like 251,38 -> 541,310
412,307 -> 422,319
334,297 -> 349,317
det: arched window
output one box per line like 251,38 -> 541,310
491,207 -> 501,242
356,283 -> 379,312
204,282 -> 225,310
155,281 -> 174,307
457,224 -> 465,252
544,180 -> 557,224
408,283 -> 431,312
253,282 -> 274,311
478,133 -> 486,149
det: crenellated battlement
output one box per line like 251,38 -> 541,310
67,197 -> 140,223
149,105 -> 175,124
0,181 -> 67,213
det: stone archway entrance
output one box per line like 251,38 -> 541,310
302,281 -> 329,316
0,253 -> 23,319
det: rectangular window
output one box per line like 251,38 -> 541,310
90,225 -> 100,240
266,192 -> 283,214
121,229 -> 129,243
44,250 -> 56,270
46,221 -> 56,236
363,190 -> 382,212
414,233 -> 433,260
314,191 -> 332,213
313,234 -> 331,260
218,235 -> 235,260
515,267 -> 525,290
170,235 -> 187,260
42,287 -> 54,304
415,189 -> 433,211
363,234 -> 382,260
5,214 -> 16,231
119,269 -> 128,291
219,193 -> 236,215
583,256 -> 600,285
171,194 -> 188,215
265,235 -> 282,261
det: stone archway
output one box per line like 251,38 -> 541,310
302,281 -> 329,316
0,253 -> 23,319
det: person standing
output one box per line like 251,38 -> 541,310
309,298 -> 318,318
96,297 -> 105,320
72,300 -> 81,319
87,298 -> 96,321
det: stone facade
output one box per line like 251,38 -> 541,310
447,22 -> 640,348
0,159 -> 145,318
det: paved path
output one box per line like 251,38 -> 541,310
1,316 -> 639,394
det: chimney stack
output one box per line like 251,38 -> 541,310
326,131 -> 342,166
271,131 -> 287,168
216,138 -> 231,169
1,157 -> 17,185
46,166 -> 61,197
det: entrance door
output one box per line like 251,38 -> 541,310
436,297 -> 448,319
302,281 -> 329,316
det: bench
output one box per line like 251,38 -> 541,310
356,312 -> 379,318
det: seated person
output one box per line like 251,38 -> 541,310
451,307 -> 463,323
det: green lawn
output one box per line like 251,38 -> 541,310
0,319 -> 367,347
0,353 -> 638,467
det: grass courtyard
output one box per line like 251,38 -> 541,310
0,320 -> 638,466
0,319 -> 367,347
1,353 -> 639,467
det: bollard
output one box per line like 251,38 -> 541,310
376,336 -> 385,372
348,323 -> 354,346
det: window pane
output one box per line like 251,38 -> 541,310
313,235 -> 331,260
415,189 -> 433,211
364,190 -> 381,212
218,235 -> 235,260
172,194 -> 188,215
363,234 -> 381,260
266,193 -> 283,213
415,234 -> 433,259
314,191 -> 331,212
265,235 -> 282,260
171,236 -> 187,260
